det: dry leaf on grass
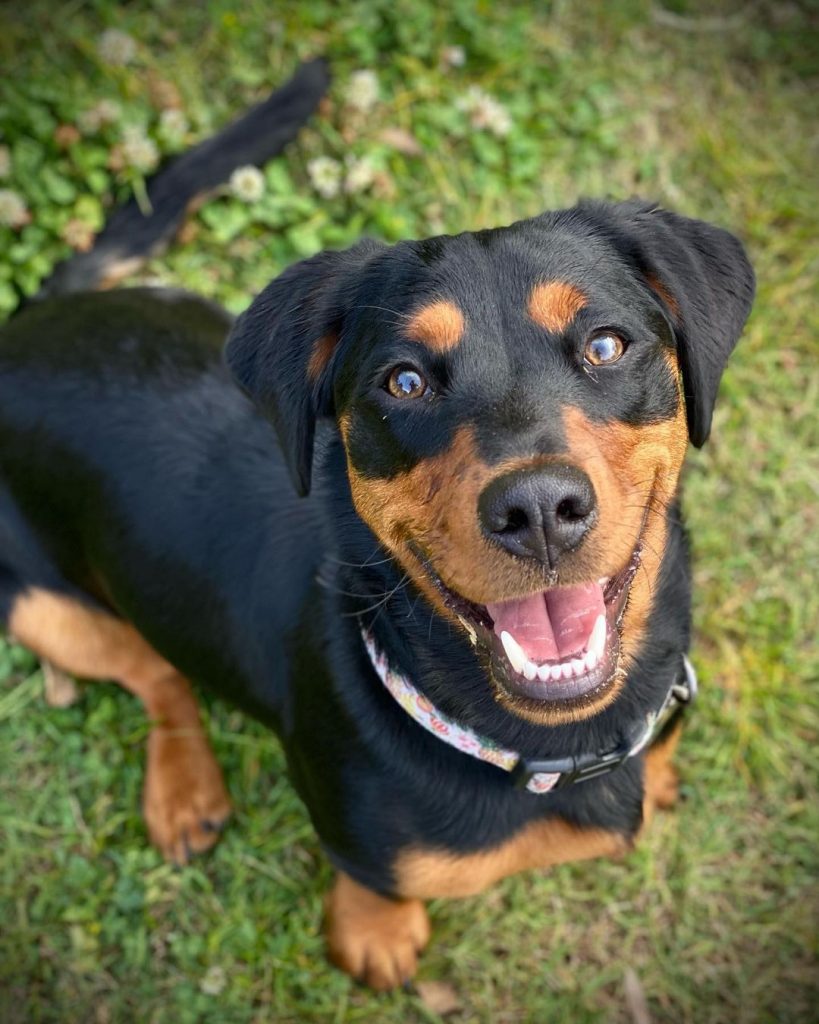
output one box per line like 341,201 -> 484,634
624,967 -> 653,1024
378,127 -> 423,156
415,979 -> 462,1016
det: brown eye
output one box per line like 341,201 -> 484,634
386,366 -> 429,399
584,332 -> 625,366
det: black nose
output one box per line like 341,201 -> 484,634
478,465 -> 597,566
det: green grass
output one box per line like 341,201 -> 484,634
1,1 -> 817,1021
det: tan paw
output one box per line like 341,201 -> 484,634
325,872 -> 431,990
143,726 -> 232,865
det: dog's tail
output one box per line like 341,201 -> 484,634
33,57 -> 330,301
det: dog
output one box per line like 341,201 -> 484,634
0,66 -> 754,990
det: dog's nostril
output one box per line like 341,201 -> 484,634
555,497 -> 585,521
479,465 -> 597,566
501,507 -> 528,533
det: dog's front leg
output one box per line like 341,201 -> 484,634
324,872 -> 431,990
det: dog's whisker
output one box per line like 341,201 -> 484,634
340,573 -> 411,618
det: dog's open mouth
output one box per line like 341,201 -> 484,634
483,552 -> 639,703
418,547 -> 642,708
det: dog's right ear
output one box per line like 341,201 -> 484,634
225,240 -> 383,496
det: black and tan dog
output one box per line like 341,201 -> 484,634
0,69 -> 754,989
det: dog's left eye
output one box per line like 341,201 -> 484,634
385,365 -> 430,399
584,332 -> 626,366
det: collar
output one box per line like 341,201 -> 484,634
361,626 -> 697,794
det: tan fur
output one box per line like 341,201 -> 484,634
307,332 -> 339,382
641,721 -> 683,826
343,411 -> 620,725
561,369 -> 688,672
342,420 -> 552,609
394,818 -> 629,899
404,299 -> 466,352
325,872 -> 431,990
9,588 -> 231,863
340,354 -> 687,726
645,273 -> 681,320
527,281 -> 587,333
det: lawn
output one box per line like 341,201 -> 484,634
0,2 -> 817,1022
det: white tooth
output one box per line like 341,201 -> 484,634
571,657 -> 586,677
500,631 -> 526,675
598,577 -> 610,587
585,648 -> 599,671
561,662 -> 573,680
523,659 -> 538,681
589,614 -> 607,660
537,663 -> 552,682
549,664 -> 563,681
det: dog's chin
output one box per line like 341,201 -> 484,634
416,546 -> 643,723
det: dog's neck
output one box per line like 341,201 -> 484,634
360,622 -> 697,793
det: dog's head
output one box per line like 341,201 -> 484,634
226,200 -> 754,726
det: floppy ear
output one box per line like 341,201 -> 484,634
587,200 -> 755,446
225,240 -> 384,495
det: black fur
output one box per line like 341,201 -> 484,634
32,59 -> 330,302
0,199 -> 754,897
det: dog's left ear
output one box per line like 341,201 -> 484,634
588,200 -> 755,446
225,239 -> 384,495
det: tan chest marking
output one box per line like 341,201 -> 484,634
393,817 -> 629,900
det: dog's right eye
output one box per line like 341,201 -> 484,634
385,366 -> 430,399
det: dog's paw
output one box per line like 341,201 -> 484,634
325,873 -> 431,990
143,727 -> 232,864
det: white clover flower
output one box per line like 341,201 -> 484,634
229,165 -> 265,202
441,45 -> 466,68
121,126 -> 159,172
0,188 -> 30,229
456,85 -> 512,137
476,97 -> 511,137
98,28 -> 137,66
307,156 -> 342,199
455,85 -> 481,112
344,155 -> 376,195
199,965 -> 227,996
159,108 -> 189,141
344,70 -> 379,112
60,218 -> 95,252
0,145 -> 10,178
78,99 -> 121,134
97,99 -> 122,124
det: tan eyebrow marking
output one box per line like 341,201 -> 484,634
527,281 -> 587,333
404,300 -> 466,352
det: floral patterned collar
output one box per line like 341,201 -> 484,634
360,626 -> 697,795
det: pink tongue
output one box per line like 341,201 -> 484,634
487,583 -> 605,663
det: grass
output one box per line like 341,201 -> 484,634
0,1 -> 817,1021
